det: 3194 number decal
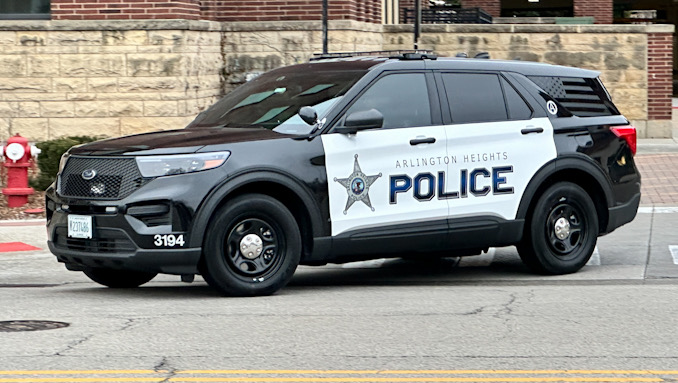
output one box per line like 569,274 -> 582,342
154,234 -> 185,247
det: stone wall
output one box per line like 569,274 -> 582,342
220,21 -> 383,90
0,20 -> 222,141
384,23 -> 674,137
0,20 -> 673,141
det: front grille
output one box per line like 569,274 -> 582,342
54,227 -> 136,253
59,156 -> 150,200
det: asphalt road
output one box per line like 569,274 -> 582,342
1,205 -> 678,382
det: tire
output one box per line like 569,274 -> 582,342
83,268 -> 157,288
202,194 -> 301,297
517,182 -> 599,275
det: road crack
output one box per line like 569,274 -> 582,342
54,334 -> 94,356
155,357 -> 177,383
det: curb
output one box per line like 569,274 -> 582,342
0,219 -> 46,227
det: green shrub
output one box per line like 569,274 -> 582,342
30,136 -> 102,191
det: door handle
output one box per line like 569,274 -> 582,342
410,137 -> 436,145
521,127 -> 544,135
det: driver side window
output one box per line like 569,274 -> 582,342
341,73 -> 431,129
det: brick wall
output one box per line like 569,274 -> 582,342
648,32 -> 673,120
573,0 -> 612,24
51,0 -> 201,20
201,0 -> 381,23
460,0 -> 500,18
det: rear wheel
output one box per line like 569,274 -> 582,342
202,194 -> 301,296
83,268 -> 157,288
518,182 -> 599,275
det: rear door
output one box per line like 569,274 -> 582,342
436,71 -> 557,221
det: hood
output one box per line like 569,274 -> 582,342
69,128 -> 293,156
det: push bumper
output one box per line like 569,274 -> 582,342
48,240 -> 202,275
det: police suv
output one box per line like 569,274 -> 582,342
46,52 -> 641,296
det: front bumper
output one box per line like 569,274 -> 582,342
49,241 -> 202,275
44,169 -> 222,275
47,204 -> 203,275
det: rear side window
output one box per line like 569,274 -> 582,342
528,76 -> 619,117
442,73 -> 507,124
502,78 -> 532,121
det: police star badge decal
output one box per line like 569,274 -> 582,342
334,154 -> 382,215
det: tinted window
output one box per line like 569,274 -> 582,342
502,78 -> 532,120
442,73 -> 507,124
189,65 -> 369,134
528,76 -> 617,117
343,73 -> 431,129
0,0 -> 49,19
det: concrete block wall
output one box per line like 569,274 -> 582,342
0,20 -> 223,141
0,21 -> 673,141
220,21 -> 383,90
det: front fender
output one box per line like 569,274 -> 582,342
188,169 -> 326,247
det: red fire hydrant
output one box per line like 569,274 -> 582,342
2,134 -> 40,208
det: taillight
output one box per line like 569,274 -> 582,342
611,125 -> 636,155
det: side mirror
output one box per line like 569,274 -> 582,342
334,109 -> 384,134
298,106 -> 318,125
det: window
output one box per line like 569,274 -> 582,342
501,0 -> 573,17
342,73 -> 432,129
528,76 -> 617,117
502,78 -> 532,120
442,73 -> 508,124
0,0 -> 50,20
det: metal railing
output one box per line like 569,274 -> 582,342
402,7 -> 492,24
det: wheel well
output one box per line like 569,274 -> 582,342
205,181 -> 315,262
524,169 -> 609,234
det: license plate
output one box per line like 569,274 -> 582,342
68,215 -> 93,239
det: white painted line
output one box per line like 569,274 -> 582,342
637,207 -> 678,214
459,247 -> 495,267
669,246 -> 678,265
654,207 -> 678,214
586,246 -> 601,266
342,258 -> 386,269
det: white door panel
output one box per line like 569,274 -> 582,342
444,117 -> 557,220
322,126 -> 448,236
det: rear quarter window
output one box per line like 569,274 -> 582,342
528,76 -> 620,117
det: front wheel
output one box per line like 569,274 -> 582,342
202,194 -> 301,296
518,182 -> 599,275
83,268 -> 157,288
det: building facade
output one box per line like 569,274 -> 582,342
0,0 -> 673,140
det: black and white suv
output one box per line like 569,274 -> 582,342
46,52 -> 641,296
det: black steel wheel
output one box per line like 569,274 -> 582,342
202,194 -> 301,296
83,268 -> 157,288
518,182 -> 599,275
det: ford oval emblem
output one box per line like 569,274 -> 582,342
82,169 -> 97,180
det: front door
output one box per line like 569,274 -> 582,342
322,72 -> 450,237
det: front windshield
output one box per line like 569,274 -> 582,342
188,64 -> 369,134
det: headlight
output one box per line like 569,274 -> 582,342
135,151 -> 230,178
